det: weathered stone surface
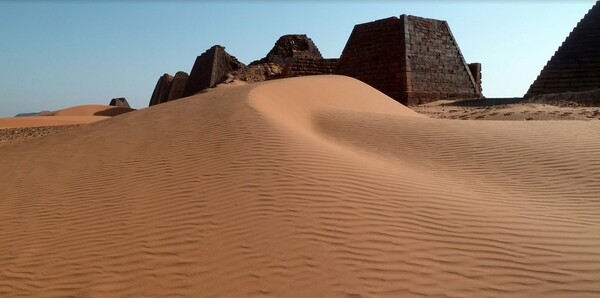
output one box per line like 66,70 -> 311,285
109,97 -> 131,108
281,58 -> 339,78
337,15 -> 480,105
525,2 -> 600,97
167,71 -> 189,101
525,88 -> 600,107
231,63 -> 283,83
148,74 -> 173,107
468,63 -> 483,94
252,34 -> 324,66
182,45 -> 244,97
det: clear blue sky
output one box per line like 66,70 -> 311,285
0,0 -> 596,116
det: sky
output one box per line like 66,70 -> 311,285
0,0 -> 597,116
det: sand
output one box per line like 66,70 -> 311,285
412,98 -> 600,121
0,105 -> 134,129
0,125 -> 81,147
1,75 -> 600,297
0,104 -> 135,145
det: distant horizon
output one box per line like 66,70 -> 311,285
0,0 -> 596,116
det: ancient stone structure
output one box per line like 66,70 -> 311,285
109,97 -> 130,108
148,74 -> 173,107
148,71 -> 189,107
525,2 -> 600,97
231,63 -> 283,83
182,45 -> 244,97
281,58 -> 339,78
337,15 -> 481,105
167,71 -> 189,102
249,34 -> 338,79
468,63 -> 483,94
252,34 -> 324,65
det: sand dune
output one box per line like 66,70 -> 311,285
40,104 -> 134,117
0,105 -> 133,129
1,75 -> 600,297
0,115 -> 108,128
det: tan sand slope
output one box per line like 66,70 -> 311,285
39,104 -> 135,117
413,99 -> 600,121
1,75 -> 600,297
0,115 -> 106,128
0,105 -> 134,129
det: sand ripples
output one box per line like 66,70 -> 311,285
1,76 -> 600,297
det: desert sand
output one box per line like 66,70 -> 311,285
0,104 -> 133,129
1,75 -> 600,297
413,98 -> 600,121
0,105 -> 135,146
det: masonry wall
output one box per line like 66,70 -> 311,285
281,58 -> 339,77
525,2 -> 600,97
405,16 -> 479,104
337,15 -> 480,105
337,17 -> 409,103
469,63 -> 482,94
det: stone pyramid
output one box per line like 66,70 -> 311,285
182,45 -> 244,98
525,1 -> 600,97
337,15 -> 481,105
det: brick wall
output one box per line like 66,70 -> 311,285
281,58 -> 339,77
405,16 -> 479,104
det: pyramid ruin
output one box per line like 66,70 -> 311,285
182,45 -> 244,98
149,74 -> 174,107
251,35 -> 338,78
337,15 -> 481,105
147,15 -> 483,107
525,2 -> 600,97
109,97 -> 130,108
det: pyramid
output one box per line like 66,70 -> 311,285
109,97 -> 130,108
148,73 -> 173,107
337,15 -> 481,105
251,34 -> 324,65
182,45 -> 244,97
525,1 -> 600,97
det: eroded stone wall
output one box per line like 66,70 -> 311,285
281,58 -> 339,77
469,63 -> 482,94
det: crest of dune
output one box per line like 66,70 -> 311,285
1,76 -> 600,297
